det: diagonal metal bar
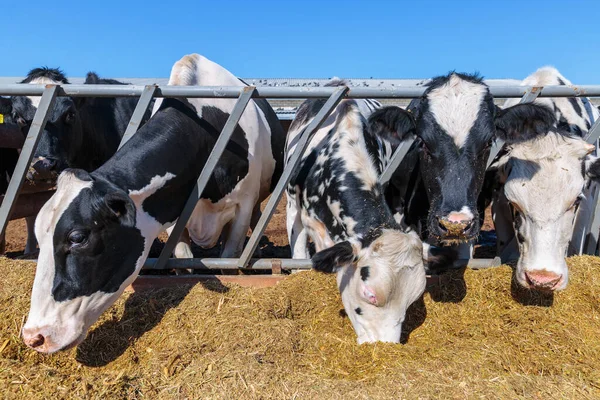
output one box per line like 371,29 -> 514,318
0,85 -> 59,238
379,135 -> 416,185
584,118 -> 600,144
118,85 -> 157,149
584,190 -> 600,255
237,86 -> 349,268
154,86 -> 255,270
486,90 -> 542,169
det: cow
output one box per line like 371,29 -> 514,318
286,87 -> 426,343
22,54 -> 285,353
5,68 -> 153,254
384,72 -> 558,265
488,66 -> 600,291
10,68 -> 153,182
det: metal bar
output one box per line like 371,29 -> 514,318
486,90 -> 542,169
584,118 -> 600,144
153,86 -> 257,270
143,257 -> 502,270
237,86 -> 349,268
379,135 -> 416,185
584,193 -> 600,255
519,86 -> 542,103
0,83 -> 599,99
118,85 -> 156,149
0,85 -> 59,238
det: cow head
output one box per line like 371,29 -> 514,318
10,68 -> 85,183
22,169 -> 147,353
494,105 -> 596,291
407,73 -> 497,244
312,230 -> 425,344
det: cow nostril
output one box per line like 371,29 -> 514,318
25,333 -> 45,348
437,219 -> 448,233
462,219 -> 473,232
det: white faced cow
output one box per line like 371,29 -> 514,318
286,86 -> 426,344
22,54 -> 285,353
491,67 -> 600,291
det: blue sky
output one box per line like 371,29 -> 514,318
3,0 -> 599,82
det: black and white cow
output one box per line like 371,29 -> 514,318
286,88 -> 425,343
385,72 -> 558,261
10,68 -> 153,182
22,54 -> 285,353
489,67 -> 600,291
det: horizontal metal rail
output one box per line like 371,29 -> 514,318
0,83 -> 600,98
142,257 -> 501,270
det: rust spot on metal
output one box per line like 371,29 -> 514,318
271,259 -> 282,275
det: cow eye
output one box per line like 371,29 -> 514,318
64,111 -> 76,124
68,230 -> 87,246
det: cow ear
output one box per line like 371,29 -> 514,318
312,241 -> 356,273
369,106 -> 416,146
495,104 -> 556,143
104,191 -> 136,227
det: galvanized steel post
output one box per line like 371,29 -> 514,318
0,85 -> 59,238
118,85 -> 157,149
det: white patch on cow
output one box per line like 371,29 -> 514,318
336,230 -> 426,344
333,103 -> 380,190
129,172 -> 177,238
428,74 -> 488,148
497,132 -> 592,290
447,206 -> 475,221
27,77 -> 62,109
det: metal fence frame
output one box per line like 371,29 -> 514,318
1,82 -> 600,272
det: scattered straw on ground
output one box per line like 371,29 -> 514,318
1,256 -> 600,399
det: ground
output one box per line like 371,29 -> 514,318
1,256 -> 600,399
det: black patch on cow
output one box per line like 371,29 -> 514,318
360,266 -> 370,281
21,67 -> 69,84
557,77 -> 567,86
567,97 -> 583,118
355,307 -> 362,315
312,241 -> 355,273
51,180 -> 144,301
495,104 -> 556,143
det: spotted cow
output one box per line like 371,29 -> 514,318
22,54 -> 285,353
286,89 -> 425,343
489,67 -> 600,291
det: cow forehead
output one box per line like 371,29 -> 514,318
35,172 -> 93,242
426,75 -> 489,148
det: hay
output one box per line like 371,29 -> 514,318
1,256 -> 600,399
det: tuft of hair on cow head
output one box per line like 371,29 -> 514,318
368,106 -> 416,146
495,103 -> 556,144
312,241 -> 356,273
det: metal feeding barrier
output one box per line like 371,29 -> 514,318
1,82 -> 600,275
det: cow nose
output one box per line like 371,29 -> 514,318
22,328 -> 46,349
437,213 -> 473,234
32,157 -> 56,172
524,270 -> 563,290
